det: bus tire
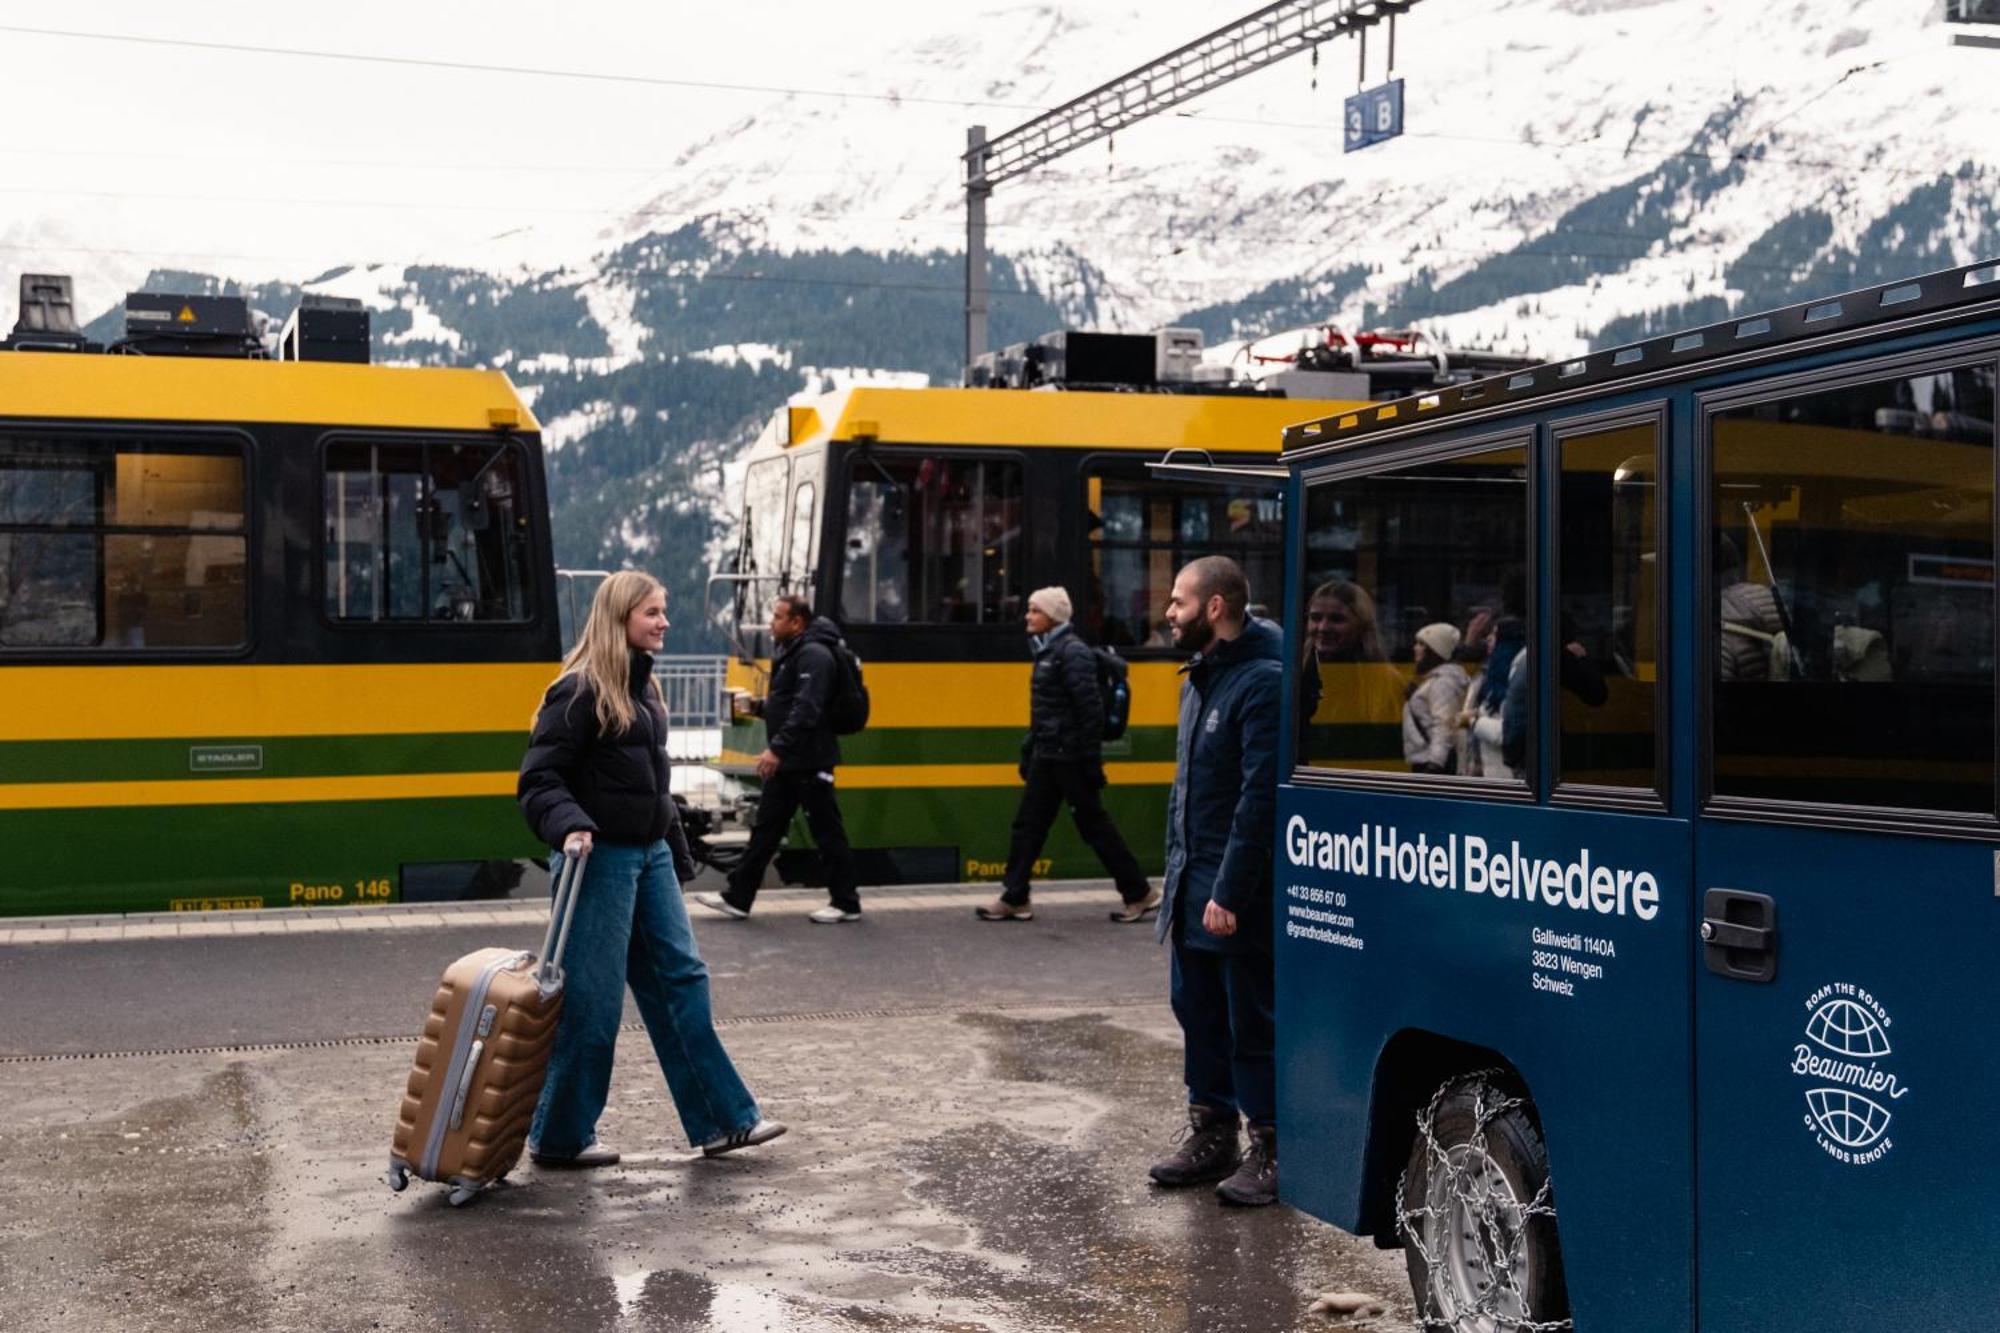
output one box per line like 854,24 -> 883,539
1397,1071 -> 1569,1333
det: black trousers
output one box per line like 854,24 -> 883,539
725,770 -> 861,912
1001,758 -> 1152,905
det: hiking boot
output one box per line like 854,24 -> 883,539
1148,1103 -> 1241,1187
1109,886 -> 1163,924
694,892 -> 750,919
975,897 -> 1034,922
1216,1125 -> 1278,1207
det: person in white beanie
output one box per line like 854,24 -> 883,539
1402,621 -> 1469,775
976,586 -> 1159,923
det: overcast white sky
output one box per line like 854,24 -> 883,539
0,1 -> 1033,290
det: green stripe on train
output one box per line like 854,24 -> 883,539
728,723 -> 1181,766
0,733 -> 528,784
785,781 -> 1175,881
0,795 -> 539,917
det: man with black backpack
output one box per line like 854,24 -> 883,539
695,595 -> 864,924
977,586 -> 1160,925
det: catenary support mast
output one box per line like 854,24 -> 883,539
962,0 -> 1417,374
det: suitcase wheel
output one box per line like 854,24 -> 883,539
385,1163 -> 410,1193
447,1184 -> 482,1208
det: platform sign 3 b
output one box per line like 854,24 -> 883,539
1345,79 -> 1405,152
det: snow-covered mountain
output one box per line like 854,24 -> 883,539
14,0 -> 2000,619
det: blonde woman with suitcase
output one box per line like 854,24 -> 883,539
517,570 -> 785,1166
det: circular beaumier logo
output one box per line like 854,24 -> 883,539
1791,983 -> 1908,1167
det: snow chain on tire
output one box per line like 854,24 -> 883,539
1396,1070 -> 1572,1333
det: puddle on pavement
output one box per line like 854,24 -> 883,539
0,1063 -> 277,1329
0,1010 -> 1414,1331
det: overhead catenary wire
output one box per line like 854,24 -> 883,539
0,23 -> 1049,114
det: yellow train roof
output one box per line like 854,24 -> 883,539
0,350 -> 539,433
770,385 -> 1370,455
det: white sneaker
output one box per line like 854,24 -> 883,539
701,1118 -> 788,1157
807,905 -> 861,924
693,892 -> 749,919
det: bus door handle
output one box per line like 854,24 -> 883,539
1701,888 -> 1777,983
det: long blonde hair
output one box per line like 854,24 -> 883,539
545,570 -> 666,735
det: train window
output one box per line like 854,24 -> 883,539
0,436 -> 246,651
323,438 -> 533,623
840,454 -> 1022,624
1086,471 -> 1282,650
1298,442 -> 1531,781
786,482 -> 817,589
1710,364 -> 1997,813
1556,421 -> 1660,792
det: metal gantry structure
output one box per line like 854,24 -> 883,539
961,0 -> 1419,372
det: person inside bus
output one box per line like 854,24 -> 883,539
1716,531 -> 1789,681
1403,622 -> 1469,775
1458,615 -> 1525,779
976,586 -> 1160,925
1296,579 -> 1398,759
695,594 -> 864,925
517,570 -> 786,1167
1151,555 -> 1283,1207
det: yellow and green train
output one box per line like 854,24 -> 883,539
0,289 -> 555,915
714,383 -> 1367,884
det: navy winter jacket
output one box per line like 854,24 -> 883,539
1027,622 -> 1105,762
1159,617 -> 1284,955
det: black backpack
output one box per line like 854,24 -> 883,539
825,637 -> 871,735
1093,646 -> 1131,742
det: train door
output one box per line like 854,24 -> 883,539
1693,355 -> 2000,1326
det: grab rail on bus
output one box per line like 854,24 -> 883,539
555,568 -> 613,656
701,570 -> 788,665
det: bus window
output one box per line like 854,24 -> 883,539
738,457 -> 789,623
0,436 -> 247,650
1710,363 -> 1996,812
786,481 -> 816,590
1557,421 -> 1659,793
841,455 -> 1022,624
324,439 -> 533,623
1298,442 -> 1530,780
1086,470 -> 1281,650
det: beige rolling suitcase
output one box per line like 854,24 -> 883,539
386,849 -> 586,1206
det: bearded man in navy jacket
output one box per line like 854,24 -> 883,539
1148,555 -> 1283,1208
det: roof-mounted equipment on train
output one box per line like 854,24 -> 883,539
279,293 -> 371,364
1948,0 -> 2000,46
969,321 -> 1538,401
0,274 -> 99,353
114,291 -> 265,359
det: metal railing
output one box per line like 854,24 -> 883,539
654,654 -> 730,729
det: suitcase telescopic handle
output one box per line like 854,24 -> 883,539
536,847 -> 589,989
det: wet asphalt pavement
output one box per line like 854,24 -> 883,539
0,885 -> 1413,1332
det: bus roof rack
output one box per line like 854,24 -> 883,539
1283,256 -> 2000,454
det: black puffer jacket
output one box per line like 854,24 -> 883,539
761,617 -> 845,774
518,649 -> 693,877
1027,623 -> 1104,762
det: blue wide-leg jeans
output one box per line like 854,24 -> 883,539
529,839 -> 760,1156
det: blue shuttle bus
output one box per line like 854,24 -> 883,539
1270,260 -> 2000,1330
